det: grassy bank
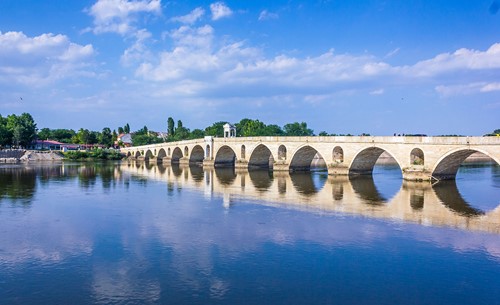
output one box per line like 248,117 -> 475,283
63,149 -> 124,160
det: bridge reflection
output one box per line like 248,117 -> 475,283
121,161 -> 500,234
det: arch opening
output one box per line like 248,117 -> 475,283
411,148 -> 424,166
349,148 -> 402,176
241,145 -> 246,159
145,150 -> 154,161
157,148 -> 167,159
333,146 -> 344,163
248,144 -> 274,170
433,149 -> 499,180
215,146 -> 236,167
289,146 -> 327,172
168,147 -> 171,156
190,145 -> 205,165
206,145 -> 211,158
134,151 -> 141,158
184,146 -> 189,157
278,145 -> 287,160
171,147 -> 183,164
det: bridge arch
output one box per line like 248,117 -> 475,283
289,145 -> 326,172
248,144 -> 274,169
190,145 -> 205,164
411,148 -> 424,166
432,148 -> 499,180
145,150 -> 154,162
171,147 -> 183,163
184,146 -> 189,157
241,145 -> 246,159
215,145 -> 237,167
349,147 -> 402,176
168,147 -> 171,156
157,148 -> 167,159
134,151 -> 141,158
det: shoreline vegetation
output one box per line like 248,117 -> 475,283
2,112 -> 499,150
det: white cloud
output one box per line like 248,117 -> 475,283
121,29 -> 153,66
370,88 -> 384,95
0,31 -> 95,86
258,10 -> 279,21
210,2 -> 233,20
385,47 -> 400,58
404,43 -> 500,77
480,82 -> 500,92
171,7 -> 205,24
87,0 -> 161,35
133,21 -> 500,102
436,82 -> 500,97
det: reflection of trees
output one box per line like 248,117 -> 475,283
349,176 -> 386,206
433,181 -> 484,217
0,167 -> 36,204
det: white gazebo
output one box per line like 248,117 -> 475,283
223,123 -> 236,138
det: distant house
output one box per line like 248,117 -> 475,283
29,140 -> 64,150
116,133 -> 132,147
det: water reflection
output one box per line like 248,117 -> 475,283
1,162 -> 499,233
121,162 -> 500,234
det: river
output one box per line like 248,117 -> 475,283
0,161 -> 499,304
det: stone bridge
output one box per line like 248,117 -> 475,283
120,136 -> 500,181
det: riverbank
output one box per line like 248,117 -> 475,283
0,149 -> 123,163
0,150 -> 63,163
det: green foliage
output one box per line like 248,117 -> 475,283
124,123 -> 130,134
4,113 -> 37,147
205,121 -> 226,137
118,127 -> 124,134
167,117 -> 175,136
131,126 -> 163,146
484,129 -> 500,136
283,122 -> 314,136
63,149 -> 123,160
0,115 -> 12,147
189,129 -> 205,139
99,127 -> 113,147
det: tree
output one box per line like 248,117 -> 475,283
51,129 -> 76,143
76,128 -> 90,144
118,127 -> 124,134
99,127 -> 113,147
189,129 -> 205,139
205,121 -> 226,137
112,130 -> 118,145
318,131 -> 329,136
38,128 -> 51,140
241,119 -> 266,136
167,117 -> 175,136
124,123 -> 130,134
264,124 -> 284,136
6,113 -> 37,147
177,120 -> 183,129
283,122 -> 314,136
0,115 -> 11,147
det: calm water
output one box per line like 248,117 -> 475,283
0,161 -> 499,305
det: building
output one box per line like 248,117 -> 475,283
29,140 -> 64,150
116,133 -> 133,147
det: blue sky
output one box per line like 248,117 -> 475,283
0,0 -> 499,135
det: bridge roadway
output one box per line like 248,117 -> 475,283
120,162 -> 500,234
120,136 -> 500,181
